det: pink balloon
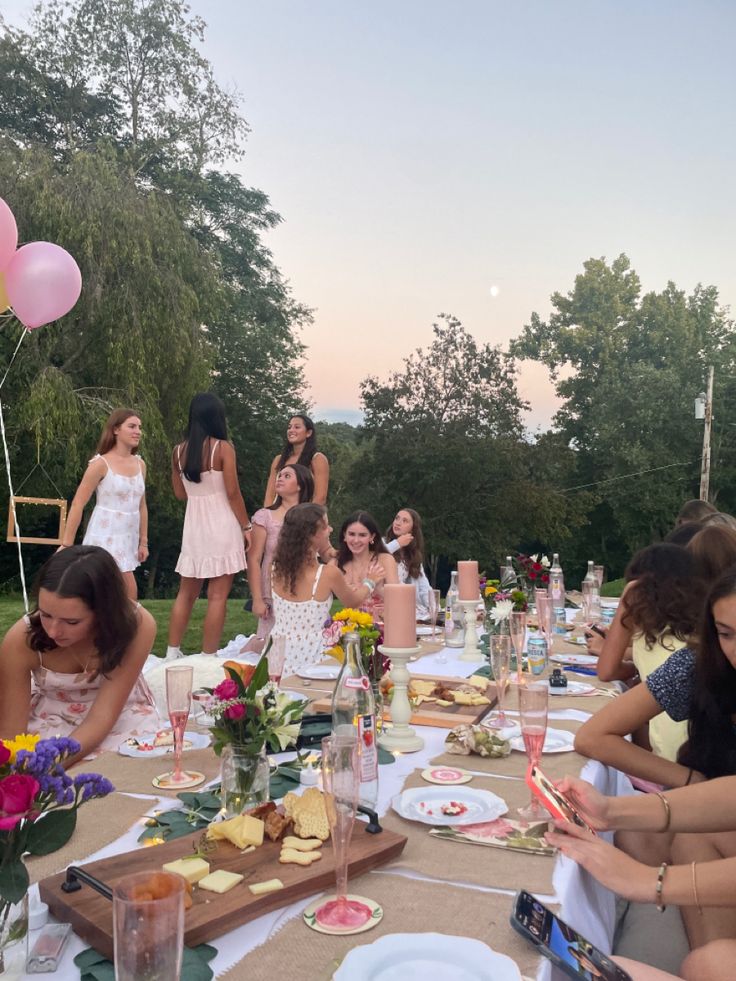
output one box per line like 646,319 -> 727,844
5,242 -> 82,329
0,197 -> 18,272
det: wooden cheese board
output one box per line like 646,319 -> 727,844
310,674 -> 499,730
39,823 -> 407,959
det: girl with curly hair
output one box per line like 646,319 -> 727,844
384,508 -> 432,620
270,504 -> 386,677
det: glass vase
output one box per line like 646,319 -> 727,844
219,745 -> 270,817
0,894 -> 28,980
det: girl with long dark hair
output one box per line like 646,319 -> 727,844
270,504 -> 385,676
336,510 -> 398,616
244,463 -> 314,652
384,508 -> 432,619
167,393 -> 252,658
0,546 -> 158,764
60,408 -> 147,599
263,414 -> 330,506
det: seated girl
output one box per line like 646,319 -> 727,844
335,510 -> 398,617
0,546 -> 158,764
271,504 -> 386,677
547,773 -> 736,981
586,544 -> 703,760
384,508 -> 432,620
575,568 -> 736,790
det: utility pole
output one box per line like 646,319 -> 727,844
699,365 -> 714,501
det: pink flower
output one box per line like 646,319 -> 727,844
224,703 -> 245,721
214,679 -> 238,701
459,818 -> 515,838
0,743 -> 10,766
0,773 -> 40,830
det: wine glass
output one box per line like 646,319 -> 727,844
594,564 -> 605,589
518,681 -> 549,821
313,729 -> 375,931
429,588 -> 442,641
266,635 -> 287,685
509,610 -> 527,686
485,634 -> 511,729
535,589 -> 553,675
155,664 -> 204,789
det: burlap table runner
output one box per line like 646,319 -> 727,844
91,747 -> 221,795
382,769 -> 555,894
218,872 -> 541,980
26,793 -> 151,884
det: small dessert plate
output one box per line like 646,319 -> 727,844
421,766 -> 473,786
548,680 -> 595,696
392,786 -> 507,826
510,728 -> 575,754
303,895 -> 383,936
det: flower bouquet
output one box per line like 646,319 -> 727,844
322,608 -> 387,686
205,657 -> 306,815
513,553 -> 550,592
0,735 -> 113,975
480,578 -> 528,629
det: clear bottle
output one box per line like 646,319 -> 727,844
549,552 -> 566,635
331,631 -> 378,810
582,560 -> 602,622
500,555 -> 515,587
444,570 -> 464,647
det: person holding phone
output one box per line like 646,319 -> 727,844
545,774 -> 736,980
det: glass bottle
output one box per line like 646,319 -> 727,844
582,560 -> 602,622
549,553 -> 566,635
444,570 -> 464,647
500,554 -> 515,587
331,631 -> 378,809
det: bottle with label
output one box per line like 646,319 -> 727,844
331,631 -> 378,809
549,553 -> 566,635
582,560 -> 602,622
444,570 -> 464,647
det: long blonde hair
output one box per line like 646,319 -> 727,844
96,409 -> 140,455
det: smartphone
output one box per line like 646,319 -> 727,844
526,765 -> 596,834
511,891 -> 632,981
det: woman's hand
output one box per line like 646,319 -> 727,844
585,625 -> 607,655
252,598 -> 270,619
243,528 -> 252,551
545,820 -> 656,904
396,533 -> 413,548
554,775 -> 613,830
368,559 -> 387,584
137,544 -> 149,563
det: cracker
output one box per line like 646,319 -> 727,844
279,848 -> 322,866
282,836 -> 322,852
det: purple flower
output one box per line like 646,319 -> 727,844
72,773 -> 114,801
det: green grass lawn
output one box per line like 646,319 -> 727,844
0,598 -> 258,658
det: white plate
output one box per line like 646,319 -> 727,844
334,932 -> 521,981
282,689 -> 309,703
550,652 -> 598,666
416,626 -> 438,637
510,728 -> 575,754
548,680 -> 595,696
391,786 -> 507,826
118,730 -> 210,758
296,663 -> 341,680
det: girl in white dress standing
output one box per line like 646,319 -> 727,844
60,409 -> 148,600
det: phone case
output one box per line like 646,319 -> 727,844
525,765 -> 596,833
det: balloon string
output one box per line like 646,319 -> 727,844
0,397 -> 29,612
0,326 -> 27,391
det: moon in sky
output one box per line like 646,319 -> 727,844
489,285 -> 500,298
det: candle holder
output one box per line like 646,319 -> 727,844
377,645 -> 424,753
459,599 -> 482,660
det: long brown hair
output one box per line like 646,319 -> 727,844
268,463 -> 314,511
272,503 -> 326,595
688,525 -> 736,585
96,408 -> 140,455
385,507 -> 425,579
26,546 -> 139,676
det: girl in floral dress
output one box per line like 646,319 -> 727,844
60,409 -> 148,600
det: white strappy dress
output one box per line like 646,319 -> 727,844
271,565 -> 333,677
83,455 -> 145,572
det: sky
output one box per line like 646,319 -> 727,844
5,1 -> 736,429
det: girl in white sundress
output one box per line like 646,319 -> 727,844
270,504 -> 386,677
61,409 -> 148,600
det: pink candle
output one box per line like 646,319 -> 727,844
383,583 -> 416,648
457,561 -> 480,601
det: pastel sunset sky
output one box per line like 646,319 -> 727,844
6,1 -> 735,428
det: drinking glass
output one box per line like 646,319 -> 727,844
518,682 -> 549,821
534,589 -> 553,676
429,588 -> 442,640
485,634 -> 511,729
113,871 -> 184,981
313,729 -> 374,930
582,580 -> 602,623
155,664 -> 201,788
594,565 -> 605,588
267,634 -> 287,685
509,610 -> 527,686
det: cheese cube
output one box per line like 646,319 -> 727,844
198,870 -> 244,894
248,878 -> 285,896
468,675 -> 490,690
162,858 -> 210,884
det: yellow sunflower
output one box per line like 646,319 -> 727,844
2,732 -> 40,763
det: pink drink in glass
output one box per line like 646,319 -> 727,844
158,664 -> 193,785
510,611 -> 527,685
522,725 -> 546,763
314,729 -> 373,930
267,635 -> 286,686
518,682 -> 549,821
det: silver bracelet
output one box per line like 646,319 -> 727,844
362,577 -> 376,591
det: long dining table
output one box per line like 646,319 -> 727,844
23,616 -> 633,981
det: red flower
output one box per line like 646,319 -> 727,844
224,703 -> 245,721
214,678 -> 238,701
541,573 -> 549,583
0,773 -> 40,830
529,571 -> 537,580
0,743 -> 9,766
533,562 -> 542,571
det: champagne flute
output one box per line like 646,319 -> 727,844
266,634 -> 286,685
485,634 -> 511,729
594,564 -> 605,589
510,610 -> 527,685
155,664 -> 204,789
518,681 -> 549,821
313,729 -> 374,930
535,589 -> 553,676
429,588 -> 442,641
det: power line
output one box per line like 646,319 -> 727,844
562,459 -> 698,493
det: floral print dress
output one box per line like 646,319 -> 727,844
83,455 -> 145,573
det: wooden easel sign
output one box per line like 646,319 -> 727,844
7,496 -> 68,545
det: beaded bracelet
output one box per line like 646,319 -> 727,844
656,862 -> 668,912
